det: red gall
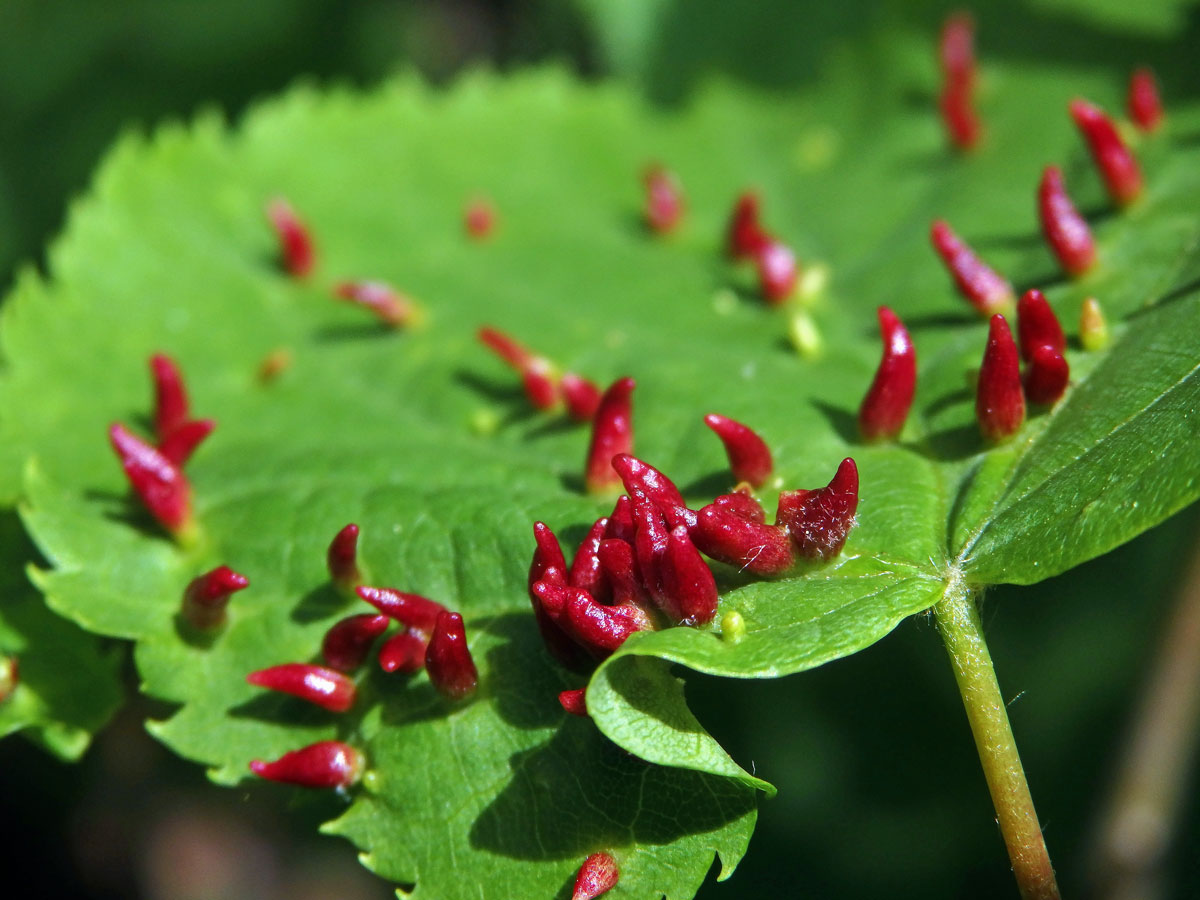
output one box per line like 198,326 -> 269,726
379,630 -> 430,674
930,219 -> 1014,316
975,314 -> 1025,441
858,306 -> 916,442
691,504 -> 795,576
327,523 -> 362,589
334,281 -> 420,329
558,688 -> 589,717
1038,167 -> 1096,277
322,613 -> 390,672
643,164 -> 685,234
182,565 -> 249,630
250,740 -> 364,790
356,585 -> 446,633
1070,98 -> 1143,207
726,191 -> 771,260
109,423 -> 193,538
246,663 -> 357,713
1015,289 -> 1066,361
425,611 -> 478,700
704,414 -> 773,487
1024,345 -> 1070,406
584,377 -> 635,494
572,852 -> 619,900
1128,67 -> 1164,132
265,197 -> 316,277
776,457 -> 859,561
464,197 -> 497,240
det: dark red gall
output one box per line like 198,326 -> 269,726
568,517 -> 610,601
109,423 -> 193,537
530,522 -> 569,590
703,414 -> 773,487
631,491 -> 670,608
464,197 -> 497,240
597,538 -> 650,610
561,586 -> 653,657
182,565 -> 249,630
610,453 -> 694,529
584,378 -> 635,494
726,192 -> 770,260
930,219 -> 1013,316
425,611 -> 478,700
266,198 -> 315,278
246,663 -> 357,713
755,239 -> 799,304
1024,345 -> 1070,406
1038,167 -> 1096,277
558,688 -> 589,717
660,525 -> 719,624
939,11 -> 975,87
1016,289 -> 1066,361
858,306 -> 916,442
378,630 -> 430,674
328,523 -> 362,589
1070,98 -> 1143,207
561,373 -> 603,423
711,490 -> 766,524
478,326 -> 561,412
976,314 -> 1026,441
691,504 -> 795,576
356,586 -> 446,633
776,457 -> 859,561
249,740 -> 364,790
1128,67 -> 1164,132
158,418 -> 214,466
940,80 -> 981,151
150,353 -> 190,442
322,613 -> 390,672
572,852 -> 619,900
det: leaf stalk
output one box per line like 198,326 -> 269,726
934,582 -> 1061,900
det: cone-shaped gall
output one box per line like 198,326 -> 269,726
976,314 -> 1025,441
425,611 -> 478,700
584,378 -> 635,494
250,741 -> 364,790
776,458 -> 859,561
930,220 -> 1013,316
1070,99 -> 1143,207
182,565 -> 249,630
246,664 -> 356,713
1038,167 -> 1096,277
703,414 -> 773,487
858,306 -> 916,442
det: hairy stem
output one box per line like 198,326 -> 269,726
935,583 -> 1060,900
1088,533 -> 1200,900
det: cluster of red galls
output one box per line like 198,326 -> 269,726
529,448 -> 858,715
107,355 -> 478,790
185,521 -> 478,788
937,13 -> 1164,152
924,45 -> 1159,440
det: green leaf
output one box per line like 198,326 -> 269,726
577,0 -> 1199,102
2,25 -> 1200,894
0,509 -> 123,758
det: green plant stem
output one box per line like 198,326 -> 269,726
935,583 -> 1061,900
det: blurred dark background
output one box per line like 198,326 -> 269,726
0,1 -> 1198,898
